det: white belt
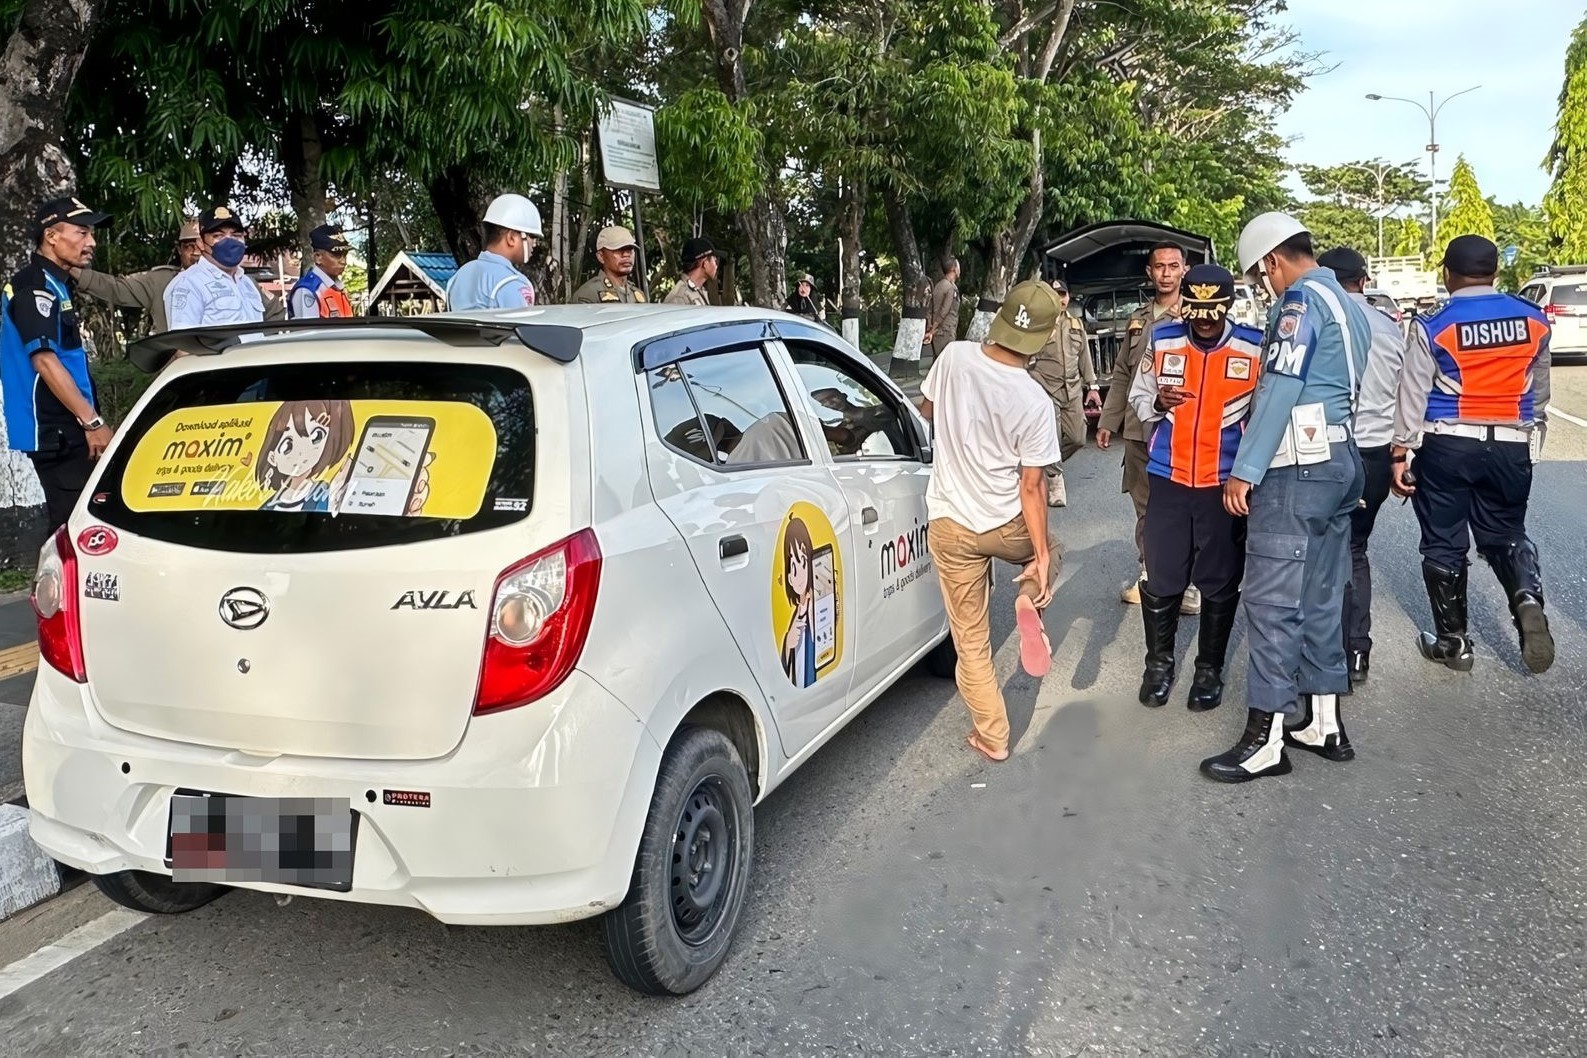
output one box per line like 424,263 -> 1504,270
1427,421 -> 1531,443
1324,423 -> 1350,443
1270,422 -> 1352,468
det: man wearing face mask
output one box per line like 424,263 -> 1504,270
1,196 -> 114,528
163,205 -> 266,330
69,218 -> 202,334
446,193 -> 542,310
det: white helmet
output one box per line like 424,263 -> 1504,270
482,193 -> 543,237
1237,211 -> 1308,275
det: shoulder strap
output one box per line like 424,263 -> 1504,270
1301,279 -> 1360,415
489,274 -> 522,301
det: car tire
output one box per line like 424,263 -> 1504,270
93,870 -> 226,914
599,726 -> 755,996
925,634 -> 958,679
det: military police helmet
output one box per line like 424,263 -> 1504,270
1180,264 -> 1235,323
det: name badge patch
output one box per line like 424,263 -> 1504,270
1226,357 -> 1252,380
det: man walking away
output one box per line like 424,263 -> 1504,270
1,197 -> 115,528
1027,277 -> 1101,507
1390,234 -> 1554,675
926,258 -> 961,359
1317,247 -> 1407,686
445,194 -> 542,310
664,237 -> 721,306
1201,212 -> 1368,784
920,280 -> 1064,763
71,218 -> 202,333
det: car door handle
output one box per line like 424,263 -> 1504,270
861,506 -> 879,525
719,535 -> 749,560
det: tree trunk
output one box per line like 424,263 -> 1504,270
700,0 -> 787,307
567,135 -> 595,301
883,187 -> 928,377
281,110 -> 327,264
967,157 -> 1044,342
839,174 -> 865,349
428,164 -> 484,263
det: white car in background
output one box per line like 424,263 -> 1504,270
23,307 -> 954,995
1519,266 -> 1587,362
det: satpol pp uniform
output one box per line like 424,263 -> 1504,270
1128,265 -> 1261,712
573,226 -> 647,304
1200,212 -> 1369,784
1027,278 -> 1098,507
1393,234 -> 1554,676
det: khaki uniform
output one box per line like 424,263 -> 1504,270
75,264 -> 180,333
572,273 -> 648,304
927,276 -> 960,357
1098,299 -> 1180,565
663,277 -> 709,306
1028,311 -> 1097,464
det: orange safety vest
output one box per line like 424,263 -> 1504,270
289,270 -> 355,319
1143,322 -> 1263,488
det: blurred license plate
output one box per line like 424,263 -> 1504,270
167,793 -> 357,891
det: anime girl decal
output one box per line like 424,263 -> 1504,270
774,506 -> 843,688
254,399 -> 355,512
780,516 -> 818,687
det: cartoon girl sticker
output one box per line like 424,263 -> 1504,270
780,516 -> 817,688
254,399 -> 355,512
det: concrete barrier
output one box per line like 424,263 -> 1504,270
0,803 -> 63,921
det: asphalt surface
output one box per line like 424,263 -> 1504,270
0,367 -> 1584,1056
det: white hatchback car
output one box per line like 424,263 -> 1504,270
23,306 -> 954,995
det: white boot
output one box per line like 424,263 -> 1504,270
1284,693 -> 1354,762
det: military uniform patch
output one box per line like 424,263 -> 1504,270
634,290 -> 647,303
1226,357 -> 1251,380
34,289 -> 55,317
598,291 -> 619,302
1277,312 -> 1300,339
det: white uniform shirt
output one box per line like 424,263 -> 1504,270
922,340 -> 1062,533
163,256 -> 265,330
1350,292 -> 1407,448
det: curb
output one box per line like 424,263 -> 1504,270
0,801 -> 67,922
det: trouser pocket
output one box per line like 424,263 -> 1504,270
1244,531 -> 1308,609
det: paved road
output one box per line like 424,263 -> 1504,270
0,369 -> 1584,1056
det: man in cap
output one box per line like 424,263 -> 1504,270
919,279 -> 1064,763
663,236 -> 720,306
925,258 -> 962,357
70,218 -> 203,334
163,205 -> 266,330
573,226 -> 647,304
1128,264 -> 1263,712
1027,276 -> 1101,507
1097,242 -> 1195,611
446,193 -> 542,310
1317,246 -> 1408,686
785,273 -> 822,321
1199,212 -> 1369,784
1390,234 -> 1554,675
1,196 -> 115,527
288,224 -> 356,319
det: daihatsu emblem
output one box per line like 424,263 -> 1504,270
219,587 -> 270,630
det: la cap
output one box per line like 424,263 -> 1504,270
1180,263 -> 1235,322
596,226 -> 638,251
681,235 -> 720,266
199,205 -> 246,234
1317,247 -> 1369,283
987,279 -> 1062,357
1442,234 -> 1499,277
310,224 -> 352,253
177,218 -> 201,241
35,196 -> 110,229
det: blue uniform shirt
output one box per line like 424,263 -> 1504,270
1,255 -> 96,452
445,250 -> 535,310
1231,266 -> 1370,484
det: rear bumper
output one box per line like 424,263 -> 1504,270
22,665 -> 661,925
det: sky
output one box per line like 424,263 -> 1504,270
1273,0 -> 1581,208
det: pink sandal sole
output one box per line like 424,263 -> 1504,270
1015,597 -> 1052,677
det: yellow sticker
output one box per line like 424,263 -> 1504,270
120,399 -> 497,518
771,503 -> 844,688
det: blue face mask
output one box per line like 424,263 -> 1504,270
211,236 -> 247,269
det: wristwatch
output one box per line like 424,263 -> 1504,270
81,415 -> 105,431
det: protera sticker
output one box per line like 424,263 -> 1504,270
84,571 -> 120,602
77,525 -> 118,556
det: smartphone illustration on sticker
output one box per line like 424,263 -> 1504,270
337,415 -> 435,517
811,544 -> 837,670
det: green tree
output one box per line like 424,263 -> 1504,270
1296,201 -> 1377,259
1434,154 -> 1495,264
1391,216 -> 1425,258
1490,199 -> 1548,291
1545,15 -> 1587,261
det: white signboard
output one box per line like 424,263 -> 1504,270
596,98 -> 661,193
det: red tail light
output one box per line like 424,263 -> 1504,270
31,525 -> 86,682
473,529 -> 602,715
1545,304 -> 1563,323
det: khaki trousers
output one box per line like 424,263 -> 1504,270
1122,438 -> 1151,567
928,515 -> 1060,753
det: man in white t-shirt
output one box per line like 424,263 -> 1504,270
920,278 -> 1064,763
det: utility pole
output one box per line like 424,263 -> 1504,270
1366,86 -> 1481,254
1342,161 -> 1393,258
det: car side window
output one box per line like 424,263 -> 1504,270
784,340 -> 918,461
1520,285 -> 1545,306
647,346 -> 807,469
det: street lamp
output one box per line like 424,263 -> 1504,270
1341,161 -> 1394,258
1365,86 -> 1481,252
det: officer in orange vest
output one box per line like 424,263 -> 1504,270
288,224 -> 355,319
1127,264 -> 1263,710
1391,234 -> 1554,674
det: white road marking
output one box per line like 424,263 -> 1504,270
1549,406 -> 1587,428
0,908 -> 147,1000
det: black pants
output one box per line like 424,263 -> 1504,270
1343,443 -> 1394,653
1410,433 -> 1533,569
27,426 -> 93,530
1143,476 -> 1245,603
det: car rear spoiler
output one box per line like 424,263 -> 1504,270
125,317 -> 583,374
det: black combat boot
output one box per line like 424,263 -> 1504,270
1484,540 -> 1555,675
1348,648 -> 1370,686
1284,693 -> 1354,762
1199,708 -> 1292,783
1137,587 -> 1182,707
1417,561 -> 1475,671
1187,591 -> 1239,712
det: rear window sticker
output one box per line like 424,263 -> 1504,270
493,497 -> 529,512
77,526 -> 118,556
772,503 -> 843,688
84,571 -> 119,602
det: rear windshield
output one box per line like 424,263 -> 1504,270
91,360 -> 534,553
1551,282 -> 1587,305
